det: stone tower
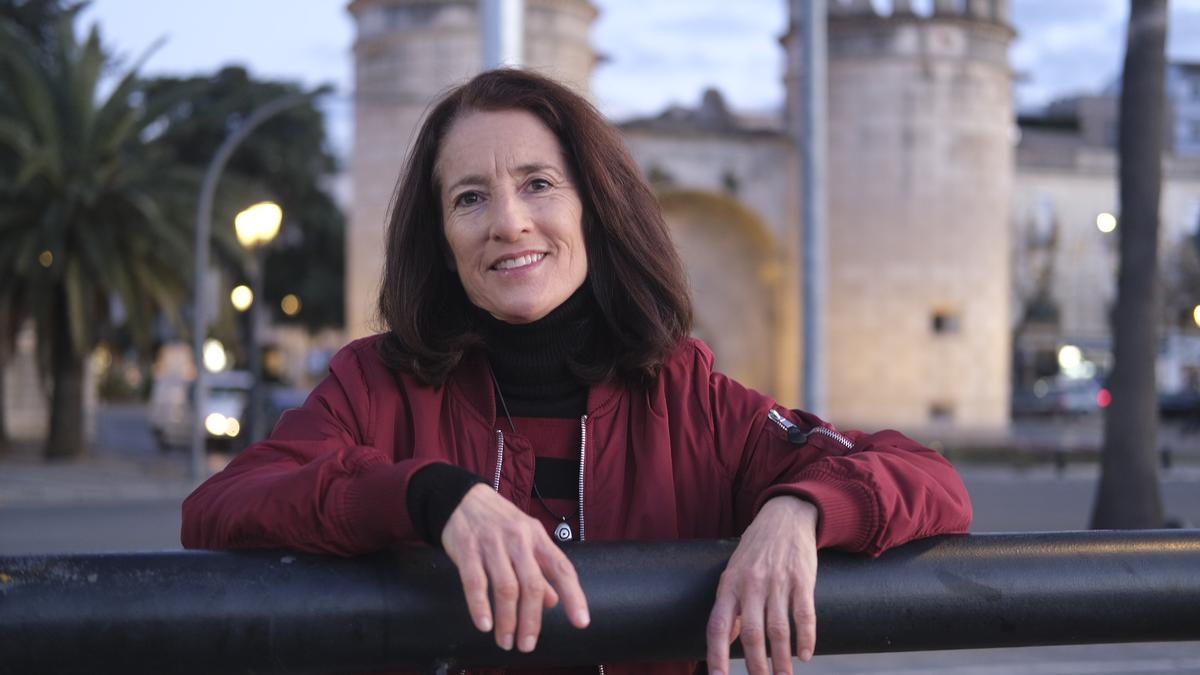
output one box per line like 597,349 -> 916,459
345,0 -> 599,337
783,0 -> 1015,431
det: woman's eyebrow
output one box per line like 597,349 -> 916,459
445,174 -> 488,194
512,162 -> 563,177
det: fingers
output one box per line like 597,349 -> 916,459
706,589 -> 738,675
737,589 -> 770,675
792,586 -> 817,662
537,540 -> 590,628
512,541 -> 549,653
482,552 -> 520,650
767,591 -> 795,675
456,551 -> 494,633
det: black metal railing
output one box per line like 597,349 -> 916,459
1,530 -> 1198,674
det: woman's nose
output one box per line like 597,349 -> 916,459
489,190 -> 530,241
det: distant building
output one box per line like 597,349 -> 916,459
1012,68 -> 1200,395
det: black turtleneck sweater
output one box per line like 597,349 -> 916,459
405,286 -> 593,545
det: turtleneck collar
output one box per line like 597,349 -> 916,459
474,285 -> 593,417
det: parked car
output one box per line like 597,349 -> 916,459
150,371 -> 252,451
1012,377 -> 1107,417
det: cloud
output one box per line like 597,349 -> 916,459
593,0 -> 786,118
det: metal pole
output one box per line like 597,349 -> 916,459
189,90 -> 326,482
482,0 -> 524,69
244,252 -> 263,446
2,531 -> 1199,674
801,0 -> 828,416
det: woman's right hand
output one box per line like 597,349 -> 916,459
441,483 -> 591,652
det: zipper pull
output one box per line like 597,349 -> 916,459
767,408 -> 810,445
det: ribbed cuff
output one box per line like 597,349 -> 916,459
406,463 -> 488,547
758,474 -> 880,554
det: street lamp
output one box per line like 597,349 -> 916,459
190,88 -> 329,482
235,201 -> 282,446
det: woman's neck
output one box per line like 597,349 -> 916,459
475,286 -> 592,417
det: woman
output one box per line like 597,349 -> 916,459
182,69 -> 972,675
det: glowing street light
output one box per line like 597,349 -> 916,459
1192,305 -> 1200,328
202,338 -> 228,373
1058,344 -> 1083,371
1096,212 -> 1117,234
230,285 -> 254,312
281,294 -> 301,316
234,201 -> 282,249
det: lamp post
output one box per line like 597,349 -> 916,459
234,201 -> 283,447
190,87 -> 328,482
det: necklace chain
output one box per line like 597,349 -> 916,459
489,368 -> 577,542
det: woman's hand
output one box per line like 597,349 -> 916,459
441,484 -> 591,652
706,496 -> 820,675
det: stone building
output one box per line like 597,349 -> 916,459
343,0 -> 1016,433
1012,89 -> 1200,393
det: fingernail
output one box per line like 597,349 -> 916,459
710,670 -> 723,675
519,635 -> 537,652
801,649 -> 813,661
575,609 -> 591,626
500,633 -> 513,651
478,616 -> 492,632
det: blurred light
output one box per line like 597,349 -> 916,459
1033,378 -> 1049,398
264,349 -> 286,378
231,285 -> 254,312
234,201 -> 283,249
205,413 -> 227,436
224,417 -> 241,438
91,345 -> 113,373
1097,388 -> 1113,408
1057,345 -> 1083,371
38,250 -> 53,268
1193,304 -> 1200,328
202,338 -> 228,373
1096,212 -> 1117,233
281,294 -> 301,316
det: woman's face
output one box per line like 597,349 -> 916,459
437,109 -> 588,324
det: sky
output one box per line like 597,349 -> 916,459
78,0 -> 1200,159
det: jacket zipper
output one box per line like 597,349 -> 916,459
767,408 -> 854,450
578,414 -> 589,542
493,429 -> 506,492
579,415 -> 604,675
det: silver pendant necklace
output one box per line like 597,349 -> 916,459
489,368 -> 577,543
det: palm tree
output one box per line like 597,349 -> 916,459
0,15 -> 195,459
1090,0 -> 1169,528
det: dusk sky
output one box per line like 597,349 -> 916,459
79,0 -> 1200,158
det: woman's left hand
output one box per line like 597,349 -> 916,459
706,496 -> 819,675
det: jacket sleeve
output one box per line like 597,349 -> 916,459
180,346 -> 441,556
708,361 -> 972,557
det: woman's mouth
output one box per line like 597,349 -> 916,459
492,252 -> 546,271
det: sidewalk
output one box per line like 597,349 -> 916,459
0,441 -> 197,507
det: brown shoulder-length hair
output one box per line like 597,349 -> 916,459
377,68 -> 692,387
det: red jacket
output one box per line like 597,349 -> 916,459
182,336 -> 971,670
184,334 -> 970,552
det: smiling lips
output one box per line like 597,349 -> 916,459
492,252 -> 547,271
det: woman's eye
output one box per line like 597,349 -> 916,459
529,178 -> 551,192
454,191 -> 481,207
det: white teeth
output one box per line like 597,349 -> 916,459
494,253 -> 545,270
